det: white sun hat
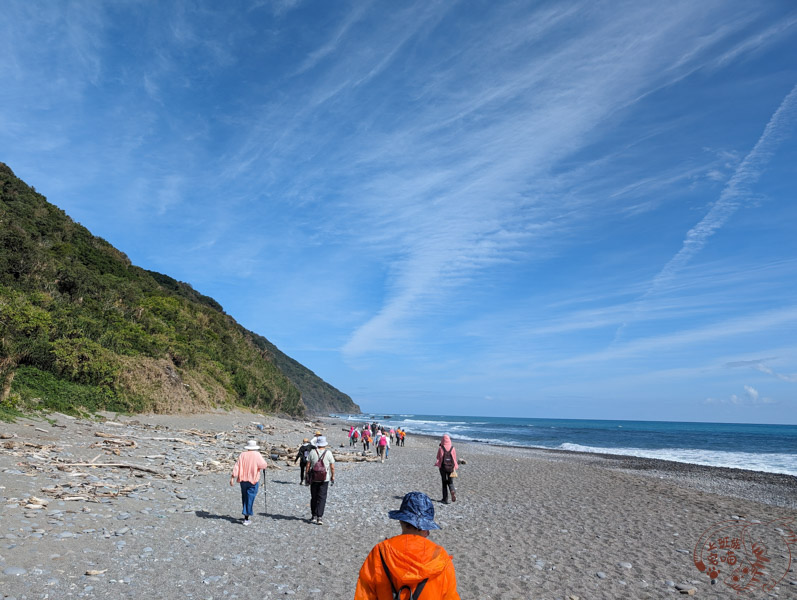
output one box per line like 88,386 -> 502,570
244,439 -> 261,451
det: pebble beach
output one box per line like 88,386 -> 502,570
1,410 -> 795,599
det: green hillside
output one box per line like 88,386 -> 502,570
0,162 -> 359,420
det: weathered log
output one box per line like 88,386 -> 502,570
53,462 -> 162,475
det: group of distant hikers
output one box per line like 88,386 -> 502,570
228,424 -> 462,598
347,422 -> 406,462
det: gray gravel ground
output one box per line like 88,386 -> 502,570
2,411 -> 795,599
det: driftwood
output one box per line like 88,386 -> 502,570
41,481 -> 152,501
95,431 -> 198,445
137,437 -> 197,445
90,438 -> 138,449
333,454 -> 381,463
179,429 -> 217,438
54,462 -> 162,475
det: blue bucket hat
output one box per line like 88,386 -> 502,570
388,492 -> 440,531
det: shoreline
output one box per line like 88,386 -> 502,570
323,417 -> 797,509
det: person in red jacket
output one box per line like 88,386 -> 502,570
354,491 -> 460,600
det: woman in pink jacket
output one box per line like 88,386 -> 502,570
434,434 -> 458,504
229,439 -> 268,525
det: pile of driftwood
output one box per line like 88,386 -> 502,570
39,480 -> 152,502
2,419 -> 386,513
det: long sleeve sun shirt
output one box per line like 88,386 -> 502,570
231,450 -> 268,484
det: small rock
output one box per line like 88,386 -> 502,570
596,571 -> 607,579
675,584 -> 696,595
618,562 -> 633,569
4,566 -> 27,576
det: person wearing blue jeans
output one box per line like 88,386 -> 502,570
230,439 -> 268,525
240,481 -> 259,517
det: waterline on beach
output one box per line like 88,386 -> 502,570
336,413 -> 797,476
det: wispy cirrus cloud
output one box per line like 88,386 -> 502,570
648,84 -> 797,291
726,359 -> 797,383
614,82 -> 797,342
545,306 -> 797,368
329,2 -> 795,356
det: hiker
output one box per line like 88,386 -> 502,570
229,439 -> 268,525
377,431 -> 388,463
310,430 -> 322,448
294,438 -> 314,485
362,431 -> 371,453
352,428 -> 360,447
349,426 -> 356,446
389,428 -> 395,444
305,435 -> 335,525
354,491 -> 460,599
434,434 -> 458,504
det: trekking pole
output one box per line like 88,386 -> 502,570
263,468 -> 267,515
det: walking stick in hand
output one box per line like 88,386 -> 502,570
262,468 -> 267,515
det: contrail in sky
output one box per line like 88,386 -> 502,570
614,82 -> 797,342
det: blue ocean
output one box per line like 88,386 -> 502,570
334,413 -> 797,476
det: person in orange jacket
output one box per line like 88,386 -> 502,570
354,491 -> 460,600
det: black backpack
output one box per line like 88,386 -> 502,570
442,448 -> 455,473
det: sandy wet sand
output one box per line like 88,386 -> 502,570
1,410 -> 795,599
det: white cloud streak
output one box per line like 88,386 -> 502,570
332,2 -> 792,356
726,359 -> 797,383
548,306 -> 797,368
649,84 -> 797,293
613,82 -> 797,341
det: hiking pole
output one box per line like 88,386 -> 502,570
263,468 -> 267,515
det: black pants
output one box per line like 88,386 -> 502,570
310,481 -> 329,518
440,467 -> 455,502
299,459 -> 307,483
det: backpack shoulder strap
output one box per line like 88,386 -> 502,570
378,547 -> 428,600
378,547 -> 399,599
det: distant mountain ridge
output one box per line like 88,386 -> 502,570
0,162 -> 359,418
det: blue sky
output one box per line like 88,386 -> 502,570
2,1 -> 796,424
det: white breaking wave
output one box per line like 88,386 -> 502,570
557,443 -> 797,476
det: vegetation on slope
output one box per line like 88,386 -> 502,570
0,162 -> 359,420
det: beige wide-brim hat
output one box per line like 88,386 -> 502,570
244,440 -> 260,451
